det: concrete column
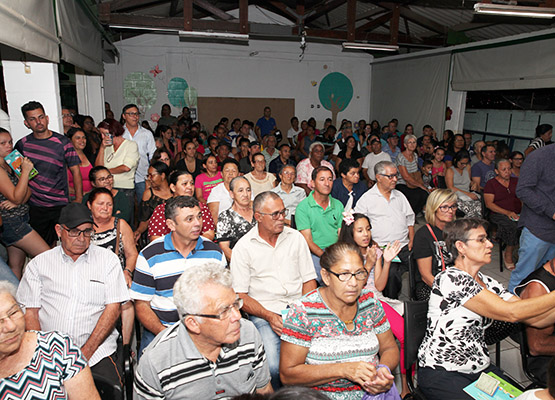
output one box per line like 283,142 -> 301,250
75,71 -> 105,124
2,61 -> 62,142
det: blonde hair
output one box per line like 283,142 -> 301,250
425,189 -> 458,226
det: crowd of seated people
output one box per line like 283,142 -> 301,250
2,99 -> 555,400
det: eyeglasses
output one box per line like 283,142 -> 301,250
327,269 -> 369,282
147,172 -> 159,179
258,208 -> 289,220
124,112 -> 140,117
0,303 -> 25,328
378,173 -> 398,180
97,174 -> 114,183
62,113 -> 74,118
62,226 -> 94,238
186,298 -> 243,320
466,236 -> 491,244
512,157 -> 524,161
438,204 -> 458,212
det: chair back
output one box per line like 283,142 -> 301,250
93,373 -> 123,400
408,253 -> 418,301
404,300 -> 429,397
518,325 -> 546,389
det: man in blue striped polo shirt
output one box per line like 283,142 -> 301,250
130,196 -> 226,355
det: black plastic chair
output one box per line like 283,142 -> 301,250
93,373 -> 123,400
408,254 -> 418,301
404,300 -> 429,399
517,325 -> 546,389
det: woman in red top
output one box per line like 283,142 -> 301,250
484,158 -> 522,270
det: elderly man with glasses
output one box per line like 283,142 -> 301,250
16,202 -> 129,390
134,263 -> 273,399
230,191 -> 317,390
354,160 -> 415,299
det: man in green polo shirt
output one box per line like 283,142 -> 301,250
296,166 -> 344,282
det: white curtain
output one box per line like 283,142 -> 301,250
452,36 -> 555,91
56,0 -> 103,75
370,53 -> 451,134
0,1 -> 59,62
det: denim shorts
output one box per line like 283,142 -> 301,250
0,214 -> 33,247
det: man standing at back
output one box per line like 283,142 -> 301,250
121,104 -> 156,202
16,101 -> 83,246
255,106 -> 277,141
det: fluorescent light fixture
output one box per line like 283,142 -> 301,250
108,24 -> 178,33
474,3 -> 555,18
342,42 -> 399,51
179,30 -> 249,41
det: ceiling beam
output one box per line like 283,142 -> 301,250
304,0 -> 346,24
268,1 -> 298,23
295,27 -> 443,46
347,0 -> 356,41
193,0 -> 234,20
389,4 -> 400,45
379,2 -> 448,34
183,0 -> 193,31
239,0 -> 248,34
107,12 -> 243,31
355,11 -> 392,34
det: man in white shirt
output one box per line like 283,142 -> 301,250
121,104 -> 156,202
231,192 -> 317,389
17,203 -> 129,388
355,160 -> 415,299
362,138 -> 392,186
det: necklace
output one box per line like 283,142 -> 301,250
343,319 -> 353,324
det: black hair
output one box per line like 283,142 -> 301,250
453,150 -> 471,168
169,169 -> 193,186
311,166 -> 333,181
338,158 -> 360,177
89,165 -> 110,183
165,196 -> 199,220
66,127 -> 85,140
149,161 -> 169,177
338,213 -> 377,247
320,242 -> 363,273
221,158 -> 240,171
21,101 -> 45,118
536,124 -> 553,138
87,187 -> 113,205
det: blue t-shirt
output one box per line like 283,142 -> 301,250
256,117 -> 276,137
471,161 -> 495,188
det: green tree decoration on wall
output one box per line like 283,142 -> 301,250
168,78 -> 189,107
123,72 -> 157,114
184,87 -> 198,108
318,72 -> 353,126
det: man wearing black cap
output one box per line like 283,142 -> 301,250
17,202 -> 129,388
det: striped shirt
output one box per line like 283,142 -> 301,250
15,131 -> 80,207
16,245 -> 130,366
134,319 -> 270,400
0,331 -> 87,399
130,234 -> 226,326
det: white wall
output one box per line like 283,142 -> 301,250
3,61 -> 62,142
103,34 -> 372,129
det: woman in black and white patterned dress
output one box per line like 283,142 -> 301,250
417,218 -> 555,400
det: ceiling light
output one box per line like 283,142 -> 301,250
474,3 -> 555,19
342,42 -> 399,51
179,30 -> 249,41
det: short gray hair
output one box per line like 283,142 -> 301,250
308,141 -> 324,154
374,160 -> 396,177
229,176 -> 249,192
173,263 -> 232,317
253,191 -> 281,213
495,158 -> 510,170
404,134 -> 417,146
0,281 -> 17,298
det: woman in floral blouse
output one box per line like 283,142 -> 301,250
418,218 -> 555,400
280,242 -> 399,400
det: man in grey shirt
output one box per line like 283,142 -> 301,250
134,263 -> 273,399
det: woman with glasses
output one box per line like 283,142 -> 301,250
413,189 -> 458,301
215,176 -> 256,261
509,151 -> 524,178
280,242 -> 400,399
0,128 -> 49,280
134,162 -> 172,246
0,281 -> 101,399
445,150 -> 482,217
85,166 -> 132,226
418,218 -> 555,400
96,118 -> 139,223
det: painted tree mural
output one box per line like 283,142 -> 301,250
168,78 -> 189,107
123,72 -> 157,115
318,72 -> 354,126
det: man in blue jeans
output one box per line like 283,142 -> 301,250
508,143 -> 555,293
230,192 -> 317,389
